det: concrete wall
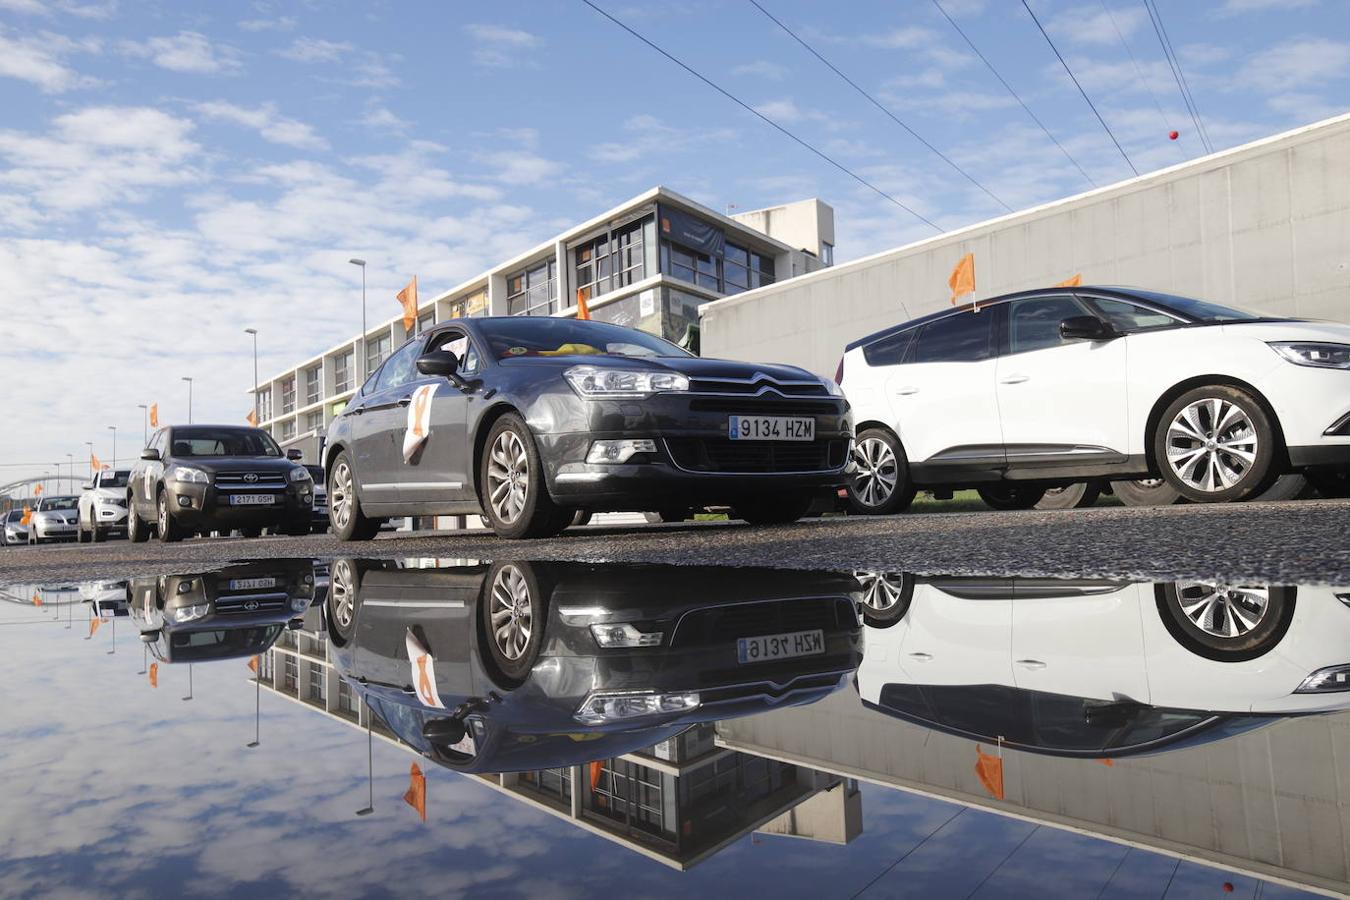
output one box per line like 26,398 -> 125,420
702,114 -> 1350,378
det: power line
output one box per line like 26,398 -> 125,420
1142,0 -> 1213,153
581,0 -> 942,232
1099,0 -> 1182,157
1020,0 -> 1139,176
929,0 -> 1096,189
748,0 -> 1012,212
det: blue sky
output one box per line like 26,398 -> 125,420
1,0 -> 1347,478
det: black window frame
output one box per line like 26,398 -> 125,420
426,326 -> 484,376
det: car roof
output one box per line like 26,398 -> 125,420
844,285 -> 1187,353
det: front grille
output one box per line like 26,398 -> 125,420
699,671 -> 850,704
669,597 -> 856,648
689,377 -> 828,397
215,471 -> 287,488
665,437 -> 848,473
215,592 -> 288,615
688,398 -> 839,416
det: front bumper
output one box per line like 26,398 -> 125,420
164,481 -> 313,529
32,520 -> 77,540
94,504 -> 128,530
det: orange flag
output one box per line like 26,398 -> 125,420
88,616 -> 101,637
34,484 -> 43,496
1055,273 -> 1082,288
246,409 -> 258,426
589,760 -> 604,792
575,287 -> 591,321
149,663 -> 159,688
32,592 -> 42,607
149,404 -> 159,428
974,745 -> 1005,800
397,276 -> 419,332
247,655 -> 259,673
20,505 -> 32,526
403,762 -> 427,822
90,452 -> 101,472
1096,758 -> 1115,767
948,252 -> 975,304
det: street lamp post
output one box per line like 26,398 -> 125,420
349,258 -> 367,383
107,425 -> 117,470
182,377 -> 194,424
245,328 -> 259,426
65,453 -> 73,492
137,404 -> 148,445
52,461 -> 60,495
83,441 -> 93,481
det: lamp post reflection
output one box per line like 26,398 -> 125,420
355,699 -> 374,817
182,664 -> 193,702
247,669 -> 260,748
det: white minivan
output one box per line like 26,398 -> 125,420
838,287 -> 1350,512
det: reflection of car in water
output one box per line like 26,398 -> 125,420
129,561 -> 314,663
854,573 -> 1350,758
81,580 -> 129,616
327,559 -> 863,773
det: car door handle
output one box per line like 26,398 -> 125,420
999,374 -> 1030,385
907,652 -> 933,662
396,396 -> 412,407
1015,659 -> 1047,670
895,386 -> 919,396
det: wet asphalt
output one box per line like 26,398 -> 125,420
3,498 -> 1349,585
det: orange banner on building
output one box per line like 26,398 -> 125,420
403,762 -> 427,822
398,276 -> 419,332
948,253 -> 975,304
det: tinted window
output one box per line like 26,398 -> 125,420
374,340 -> 422,393
1008,296 -> 1089,354
863,328 -> 916,367
478,317 -> 690,360
428,331 -> 481,374
1087,297 -> 1179,332
99,470 -> 130,488
169,427 -> 281,458
912,312 -> 992,363
1120,290 -> 1257,322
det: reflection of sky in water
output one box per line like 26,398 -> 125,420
0,602 -> 1318,898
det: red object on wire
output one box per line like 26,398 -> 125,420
1169,130 -> 1180,140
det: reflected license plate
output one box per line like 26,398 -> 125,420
737,629 -> 825,664
727,415 -> 814,441
229,577 -> 277,591
229,494 -> 276,506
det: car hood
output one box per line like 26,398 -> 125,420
174,457 -> 300,474
499,353 -> 822,384
1215,319 -> 1350,343
89,487 -> 128,499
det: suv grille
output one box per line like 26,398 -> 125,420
215,593 -> 288,615
669,597 -> 857,648
215,472 -> 287,488
665,438 -> 848,473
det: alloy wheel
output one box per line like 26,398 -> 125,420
1171,582 -> 1270,639
330,462 -> 354,530
330,561 -> 355,631
855,571 -> 906,612
1165,399 -> 1259,493
487,431 -> 529,524
158,495 -> 168,531
488,564 -> 532,661
852,437 -> 898,507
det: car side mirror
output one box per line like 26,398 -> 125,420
1060,315 -> 1117,342
82,483 -> 93,491
139,630 -> 160,644
141,448 -> 160,461
286,448 -> 303,461
417,349 -> 460,377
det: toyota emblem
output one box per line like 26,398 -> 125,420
243,600 -> 260,611
243,473 -> 259,484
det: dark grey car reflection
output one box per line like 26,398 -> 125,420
326,559 -> 863,773
129,560 -> 316,663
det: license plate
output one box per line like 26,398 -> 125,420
229,577 -> 277,591
737,629 -> 825,663
728,415 -> 815,442
229,494 -> 276,506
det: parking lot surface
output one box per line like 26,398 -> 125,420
4,498 -> 1349,585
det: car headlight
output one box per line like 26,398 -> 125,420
1269,342 -> 1350,369
172,467 -> 209,484
1295,664 -> 1350,693
589,622 -> 664,648
170,603 -> 210,623
291,596 -> 310,612
564,365 -> 690,399
289,466 -> 312,483
824,378 -> 845,398
98,496 -> 127,508
574,690 -> 700,724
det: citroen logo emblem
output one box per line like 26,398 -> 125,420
243,473 -> 259,484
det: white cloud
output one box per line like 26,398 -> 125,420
0,0 -> 115,15
752,98 -> 834,127
359,106 -> 410,132
0,27 -> 99,92
1237,37 -> 1350,92
194,100 -> 328,151
277,36 -> 352,63
860,26 -> 937,49
238,15 -> 297,32
119,30 -> 242,74
1222,0 -> 1317,11
732,60 -> 789,80
1047,5 -> 1147,45
463,23 -> 541,67
588,114 -> 737,164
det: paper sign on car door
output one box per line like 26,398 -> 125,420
406,628 -> 445,709
402,383 -> 439,463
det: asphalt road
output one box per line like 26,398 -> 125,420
3,498 -> 1350,585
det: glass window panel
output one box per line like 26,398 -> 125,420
1009,296 -> 1089,354
913,313 -> 992,363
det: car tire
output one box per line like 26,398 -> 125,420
853,571 -> 913,629
1033,481 -> 1102,510
479,414 -> 568,540
127,501 -> 150,543
1305,466 -> 1350,499
91,519 -> 105,543
76,516 -> 90,543
848,428 -> 917,515
283,522 -> 310,537
1155,582 -> 1295,662
976,484 -> 1047,510
241,527 -> 263,539
1111,478 -> 1182,507
568,509 -> 592,528
733,492 -> 814,526
329,451 -> 382,542
326,559 -> 360,647
1252,473 -> 1311,502
1153,385 -> 1280,503
479,561 -> 547,685
156,490 -> 185,543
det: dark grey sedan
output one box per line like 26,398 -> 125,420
324,316 -> 852,539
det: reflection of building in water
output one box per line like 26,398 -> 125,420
258,622 -> 860,870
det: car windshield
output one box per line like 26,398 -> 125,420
477,317 -> 692,361
1125,290 -> 1260,322
100,470 -> 130,488
41,497 -> 78,511
170,427 -> 281,458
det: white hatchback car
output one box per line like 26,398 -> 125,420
77,468 -> 131,542
838,287 -> 1350,511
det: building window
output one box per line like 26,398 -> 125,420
307,661 -> 326,703
258,652 -> 274,681
574,217 -> 648,304
304,410 -> 323,434
507,259 -> 557,317
820,241 -> 834,266
281,418 -> 296,442
417,308 -> 435,333
304,365 -> 321,405
366,333 -> 391,377
283,654 -> 298,691
280,376 -> 296,414
337,678 -> 359,717
334,351 -> 354,393
258,389 -> 273,423
448,289 -> 488,319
